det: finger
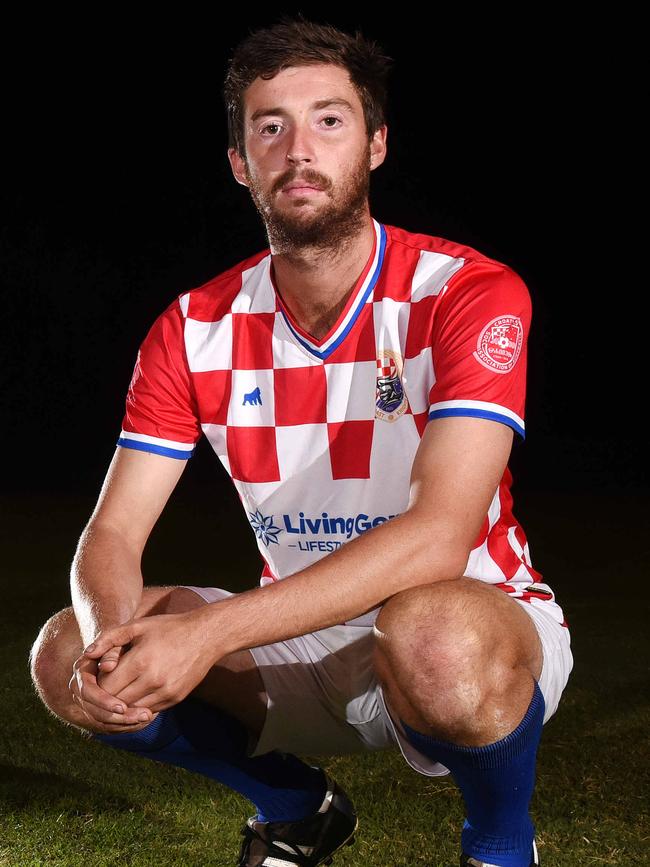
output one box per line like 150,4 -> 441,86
84,624 -> 136,658
73,693 -> 153,727
127,691 -> 169,713
70,657 -> 143,719
91,716 -> 160,735
96,654 -> 147,699
76,690 -> 153,726
70,660 -> 128,716
112,675 -> 164,709
79,670 -> 144,717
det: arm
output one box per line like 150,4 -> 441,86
70,291 -> 202,728
71,445 -> 187,647
68,445 -> 188,728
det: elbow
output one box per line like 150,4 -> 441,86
406,515 -> 471,587
422,550 -> 469,585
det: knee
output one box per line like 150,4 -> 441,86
29,607 -> 81,722
373,581 -> 541,738
375,578 -> 484,650
373,579 -> 509,695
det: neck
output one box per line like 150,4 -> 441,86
270,215 -> 375,341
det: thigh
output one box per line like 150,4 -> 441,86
193,613 -> 396,759
512,598 -> 574,723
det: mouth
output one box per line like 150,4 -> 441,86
281,185 -> 324,197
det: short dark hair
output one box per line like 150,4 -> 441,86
223,14 -> 394,158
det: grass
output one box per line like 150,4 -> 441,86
1,486 -> 648,866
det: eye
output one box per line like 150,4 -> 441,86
260,120 -> 282,138
321,116 -> 342,127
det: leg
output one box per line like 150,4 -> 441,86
30,586 -> 328,824
373,578 -> 546,867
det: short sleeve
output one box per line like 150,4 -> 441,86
427,261 -> 531,440
117,297 -> 202,459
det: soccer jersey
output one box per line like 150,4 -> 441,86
117,217 -> 565,627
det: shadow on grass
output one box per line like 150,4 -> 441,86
0,762 -> 135,813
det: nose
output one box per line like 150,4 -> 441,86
284,122 -> 314,165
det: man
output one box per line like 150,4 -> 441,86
29,16 -> 573,867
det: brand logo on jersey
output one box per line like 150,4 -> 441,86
247,509 -> 400,551
243,386 -> 262,406
375,349 -> 409,421
284,510 -> 398,539
248,509 -> 281,546
473,315 -> 523,373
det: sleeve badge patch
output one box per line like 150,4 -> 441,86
473,315 -> 524,373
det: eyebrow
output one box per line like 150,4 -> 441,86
250,98 -> 356,124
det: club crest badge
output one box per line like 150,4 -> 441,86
375,349 -> 409,422
473,315 -> 524,373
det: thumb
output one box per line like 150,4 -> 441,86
97,645 -> 123,673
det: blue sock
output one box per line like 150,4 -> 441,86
400,680 -> 545,867
93,696 -> 327,823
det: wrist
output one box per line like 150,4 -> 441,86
195,598 -> 242,661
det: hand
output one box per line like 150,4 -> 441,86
68,652 -> 156,733
82,610 -> 217,713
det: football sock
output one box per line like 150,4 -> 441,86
399,679 -> 545,867
92,695 -> 328,823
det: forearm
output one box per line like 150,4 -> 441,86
70,521 -> 144,647
201,509 -> 468,659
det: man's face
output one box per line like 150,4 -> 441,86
228,63 -> 387,251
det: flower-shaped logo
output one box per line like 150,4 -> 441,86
249,510 -> 282,547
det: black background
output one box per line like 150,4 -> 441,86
3,11 -> 643,511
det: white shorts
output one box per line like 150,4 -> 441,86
182,585 -> 573,777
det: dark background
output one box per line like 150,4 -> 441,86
2,20 -> 647,863
3,13 -> 644,583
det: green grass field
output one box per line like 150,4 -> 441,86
1,488 -> 648,866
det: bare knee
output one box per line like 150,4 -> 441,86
374,580 -> 501,696
30,606 -> 87,728
374,578 -> 538,672
375,578 -> 494,660
373,579 -> 542,740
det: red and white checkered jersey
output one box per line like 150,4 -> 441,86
118,218 -> 566,627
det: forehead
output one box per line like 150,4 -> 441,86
242,63 -> 362,121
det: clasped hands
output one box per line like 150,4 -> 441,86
68,610 -> 216,734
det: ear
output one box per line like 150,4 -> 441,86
228,147 -> 250,188
369,124 -> 388,171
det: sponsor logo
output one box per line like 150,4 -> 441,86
375,349 -> 409,421
473,315 -> 523,373
247,509 -> 400,551
243,386 -> 262,405
248,509 -> 282,546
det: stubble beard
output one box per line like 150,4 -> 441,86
242,145 -> 372,255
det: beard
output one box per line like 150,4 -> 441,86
242,143 -> 372,253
